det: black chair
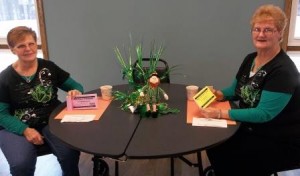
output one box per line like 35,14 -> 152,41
203,164 -> 300,176
203,166 -> 215,176
92,157 -> 110,176
36,143 -> 52,156
272,163 -> 300,176
132,58 -> 170,84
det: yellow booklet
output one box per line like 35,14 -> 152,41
193,86 -> 216,108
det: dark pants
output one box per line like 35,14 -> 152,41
206,127 -> 300,176
0,126 -> 80,176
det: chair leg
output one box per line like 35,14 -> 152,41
176,152 -> 205,176
196,151 -> 204,176
115,160 -> 119,176
170,157 -> 175,176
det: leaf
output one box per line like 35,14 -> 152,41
113,37 -> 180,118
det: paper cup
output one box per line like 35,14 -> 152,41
100,85 -> 113,100
186,85 -> 199,101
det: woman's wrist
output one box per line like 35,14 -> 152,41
215,90 -> 225,101
217,109 -> 222,119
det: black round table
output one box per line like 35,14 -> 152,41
49,84 -> 240,176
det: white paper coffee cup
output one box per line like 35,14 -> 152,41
186,85 -> 199,101
100,85 -> 113,100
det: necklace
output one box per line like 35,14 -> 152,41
250,59 -> 263,73
251,49 -> 280,72
22,75 -> 35,83
250,58 -> 264,77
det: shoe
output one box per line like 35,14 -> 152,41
152,111 -> 158,118
145,110 -> 151,117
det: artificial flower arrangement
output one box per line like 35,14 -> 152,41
113,41 -> 180,118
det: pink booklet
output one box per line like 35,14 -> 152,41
66,94 -> 98,110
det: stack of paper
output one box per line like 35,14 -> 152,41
192,117 -> 227,128
61,114 -> 95,122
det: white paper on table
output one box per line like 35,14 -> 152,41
192,117 -> 227,128
61,114 -> 95,123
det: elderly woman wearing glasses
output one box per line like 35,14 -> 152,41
199,4 -> 300,176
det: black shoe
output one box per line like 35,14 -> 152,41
152,111 -> 158,118
145,110 -> 151,117
92,157 -> 109,176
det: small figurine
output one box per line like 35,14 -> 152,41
139,72 -> 169,118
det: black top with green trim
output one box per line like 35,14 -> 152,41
224,50 -> 300,140
0,58 -> 70,132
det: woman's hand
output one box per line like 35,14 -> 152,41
23,127 -> 44,145
68,89 -> 82,97
209,87 -> 224,101
199,107 -> 221,119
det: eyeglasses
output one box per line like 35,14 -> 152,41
251,27 -> 277,35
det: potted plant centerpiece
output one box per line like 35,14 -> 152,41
113,41 -> 179,118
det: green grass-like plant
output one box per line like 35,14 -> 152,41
114,41 -> 166,89
113,39 -> 180,116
